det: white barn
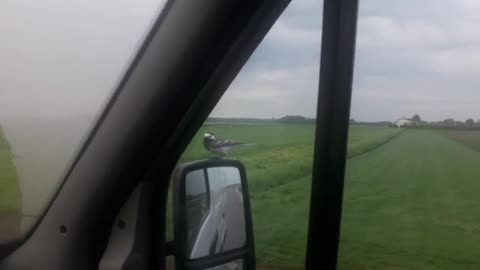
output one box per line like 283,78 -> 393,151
394,118 -> 414,127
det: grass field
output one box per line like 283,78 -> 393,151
179,125 -> 480,269
0,127 -> 21,241
179,124 -> 402,268
339,130 -> 480,270
5,122 -> 480,269
181,125 -> 400,192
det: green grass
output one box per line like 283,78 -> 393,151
175,125 -> 480,269
251,175 -> 311,269
176,124 -> 401,269
347,125 -> 402,158
181,124 -> 400,193
0,128 -> 21,216
338,130 -> 480,270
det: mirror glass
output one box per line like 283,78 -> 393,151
185,166 -> 246,259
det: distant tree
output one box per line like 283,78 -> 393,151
412,114 -> 421,124
350,118 -> 357,124
443,118 -> 455,127
278,115 -> 314,124
466,118 -> 475,127
357,121 -> 393,127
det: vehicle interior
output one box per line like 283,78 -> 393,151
5,0 -> 478,269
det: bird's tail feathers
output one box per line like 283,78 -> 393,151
234,142 -> 256,147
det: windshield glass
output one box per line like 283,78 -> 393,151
0,0 -> 166,242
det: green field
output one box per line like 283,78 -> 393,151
4,122 -> 480,269
181,125 -> 400,193
0,127 -> 21,241
179,124 -> 402,268
179,125 -> 480,269
338,130 -> 480,270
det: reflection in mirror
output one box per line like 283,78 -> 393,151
185,169 -> 209,255
185,167 -> 246,259
206,259 -> 243,270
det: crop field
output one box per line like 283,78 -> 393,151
338,130 -> 480,270
180,125 -> 480,269
4,123 -> 480,269
180,124 -> 402,269
437,129 -> 480,151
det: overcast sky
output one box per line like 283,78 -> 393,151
2,0 -> 480,123
0,0 -> 165,120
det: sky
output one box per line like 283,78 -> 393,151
214,0 -> 480,122
0,0 -> 165,120
2,0 -> 480,124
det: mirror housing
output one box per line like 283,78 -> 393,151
173,159 -> 255,270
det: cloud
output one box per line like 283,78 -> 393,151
268,21 -> 321,47
3,0 -> 480,124
210,0 -> 322,118
0,0 -> 166,118
215,0 -> 480,122
211,65 -> 319,118
350,0 -> 480,121
357,16 -> 446,50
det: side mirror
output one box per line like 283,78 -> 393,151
173,159 -> 255,270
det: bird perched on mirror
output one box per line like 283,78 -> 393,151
203,133 -> 253,156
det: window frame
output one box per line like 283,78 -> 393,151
306,0 -> 359,269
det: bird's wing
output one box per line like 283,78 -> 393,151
212,139 -> 242,147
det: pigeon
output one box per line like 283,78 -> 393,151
203,133 -> 253,156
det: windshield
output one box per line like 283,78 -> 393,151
0,0 -> 166,242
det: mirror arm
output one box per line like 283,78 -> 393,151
165,240 -> 175,256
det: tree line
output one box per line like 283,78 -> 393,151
207,115 -> 316,124
349,114 -> 480,130
208,115 -> 480,129
405,114 -> 480,129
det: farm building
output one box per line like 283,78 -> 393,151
394,118 -> 414,127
